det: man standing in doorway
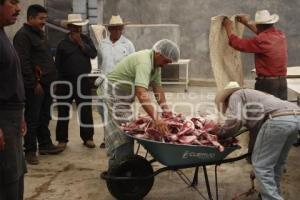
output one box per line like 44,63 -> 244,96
14,4 -> 63,165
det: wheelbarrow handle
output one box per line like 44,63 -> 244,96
218,152 -> 251,165
232,127 -> 249,138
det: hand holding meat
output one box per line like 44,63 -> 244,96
162,111 -> 173,118
154,118 -> 169,135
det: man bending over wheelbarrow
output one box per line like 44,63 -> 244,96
215,82 -> 300,200
97,39 -> 180,169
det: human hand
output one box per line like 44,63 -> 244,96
71,32 -> 82,46
20,118 -> 27,136
0,128 -> 5,151
162,111 -> 173,118
236,15 -> 248,25
154,118 -> 168,134
35,65 -> 42,81
222,17 -> 232,29
34,82 -> 44,96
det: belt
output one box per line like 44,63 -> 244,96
256,76 -> 286,80
269,110 -> 300,119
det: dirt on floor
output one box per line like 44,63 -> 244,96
24,85 -> 300,200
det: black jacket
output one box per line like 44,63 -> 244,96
55,33 -> 97,78
13,23 -> 57,88
0,28 -> 25,104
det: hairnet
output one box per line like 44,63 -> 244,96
152,39 -> 180,62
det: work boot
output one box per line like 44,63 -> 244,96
57,142 -> 67,150
39,144 -> 64,155
99,142 -> 105,149
25,152 -> 39,165
84,140 -> 96,148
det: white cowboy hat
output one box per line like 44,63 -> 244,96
104,15 -> 128,26
215,82 -> 242,113
61,14 -> 89,27
253,10 -> 279,24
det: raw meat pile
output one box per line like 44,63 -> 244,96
121,113 -> 238,152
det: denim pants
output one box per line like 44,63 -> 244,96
0,108 -> 26,200
252,115 -> 299,200
24,84 -> 53,153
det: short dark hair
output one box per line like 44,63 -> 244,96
1,0 -> 20,6
27,4 -> 47,20
256,23 -> 274,30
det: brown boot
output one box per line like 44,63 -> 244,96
57,142 -> 67,150
25,152 -> 39,165
99,142 -> 105,149
39,144 -> 64,155
84,140 -> 95,148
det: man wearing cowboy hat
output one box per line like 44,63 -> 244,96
216,82 -> 300,200
13,4 -> 63,165
55,14 -> 97,149
99,15 -> 135,75
222,10 -> 288,100
97,15 -> 135,148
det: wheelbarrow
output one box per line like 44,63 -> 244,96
101,128 -> 250,200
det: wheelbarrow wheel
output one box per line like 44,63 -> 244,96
106,155 -> 154,200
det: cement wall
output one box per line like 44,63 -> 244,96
101,0 -> 300,81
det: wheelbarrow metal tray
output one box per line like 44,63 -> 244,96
127,134 -> 239,167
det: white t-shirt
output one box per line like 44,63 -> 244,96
98,35 -> 135,74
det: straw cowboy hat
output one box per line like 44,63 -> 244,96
104,15 -> 128,26
215,82 -> 242,113
61,14 -> 89,27
253,10 -> 279,24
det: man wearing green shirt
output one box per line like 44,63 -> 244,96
98,39 -> 180,168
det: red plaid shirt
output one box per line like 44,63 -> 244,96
229,27 -> 287,76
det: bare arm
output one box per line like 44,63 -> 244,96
135,86 -> 168,133
135,86 -> 158,120
152,85 -> 170,113
223,17 -> 233,38
236,15 -> 258,34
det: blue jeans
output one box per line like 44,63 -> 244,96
252,115 -> 299,200
0,107 -> 26,199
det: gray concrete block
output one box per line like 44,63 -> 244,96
124,24 -> 180,50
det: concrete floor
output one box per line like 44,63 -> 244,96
24,85 -> 300,200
